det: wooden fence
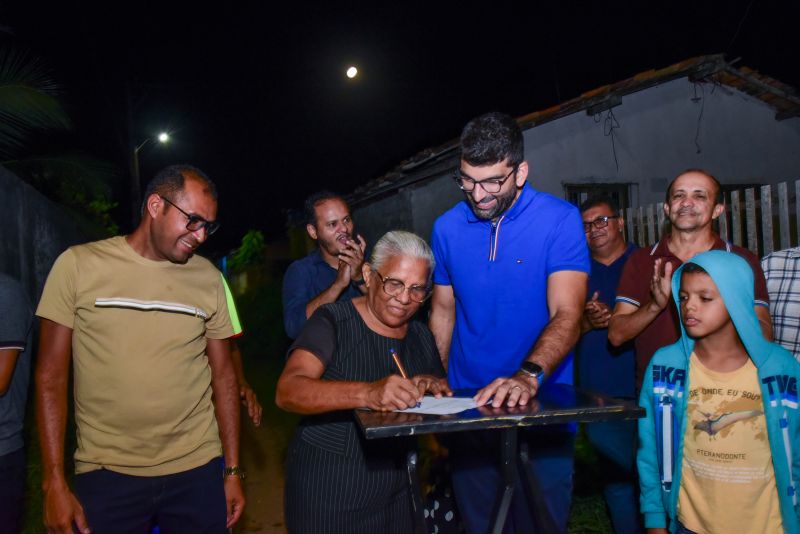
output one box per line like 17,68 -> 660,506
624,179 -> 800,257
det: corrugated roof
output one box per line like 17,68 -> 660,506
349,54 -> 800,206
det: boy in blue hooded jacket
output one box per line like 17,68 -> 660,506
638,250 -> 799,533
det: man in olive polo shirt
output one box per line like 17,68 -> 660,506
36,165 -> 245,533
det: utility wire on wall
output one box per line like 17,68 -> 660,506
691,80 -> 720,154
692,81 -> 706,154
595,109 -> 621,173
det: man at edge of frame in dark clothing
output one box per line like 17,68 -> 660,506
0,272 -> 34,533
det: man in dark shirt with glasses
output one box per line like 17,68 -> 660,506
576,195 -> 639,534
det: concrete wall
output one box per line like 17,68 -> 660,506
408,170 -> 462,241
352,168 -> 463,246
0,165 -> 87,302
352,77 -> 800,241
352,189 -> 414,252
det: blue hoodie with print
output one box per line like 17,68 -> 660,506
637,250 -> 800,533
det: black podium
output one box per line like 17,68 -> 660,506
355,383 -> 644,534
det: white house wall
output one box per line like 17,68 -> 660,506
525,77 -> 800,205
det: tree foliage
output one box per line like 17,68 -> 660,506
0,48 -> 70,159
228,230 -> 266,273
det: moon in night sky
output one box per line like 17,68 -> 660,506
346,66 -> 358,79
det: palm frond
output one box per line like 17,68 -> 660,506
0,48 -> 71,158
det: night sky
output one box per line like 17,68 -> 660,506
3,1 -> 798,254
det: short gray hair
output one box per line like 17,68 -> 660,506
370,231 -> 435,281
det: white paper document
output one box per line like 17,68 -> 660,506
396,396 -> 479,415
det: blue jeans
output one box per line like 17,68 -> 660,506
676,522 -> 698,534
448,426 -> 574,534
74,457 -> 227,534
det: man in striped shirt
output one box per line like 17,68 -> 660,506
762,246 -> 800,360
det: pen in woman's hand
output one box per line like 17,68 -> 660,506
390,348 -> 421,408
389,348 -> 408,379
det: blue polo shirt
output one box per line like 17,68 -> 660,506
432,184 -> 590,390
576,243 -> 637,398
282,249 -> 362,339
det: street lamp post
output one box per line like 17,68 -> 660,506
130,132 -> 170,226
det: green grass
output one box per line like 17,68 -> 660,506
569,429 -> 614,533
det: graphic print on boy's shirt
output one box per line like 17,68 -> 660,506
677,353 -> 782,534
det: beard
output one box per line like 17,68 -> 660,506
465,186 -> 519,220
318,231 -> 351,258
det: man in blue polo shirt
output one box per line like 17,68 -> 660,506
430,112 -> 589,533
282,191 -> 366,339
576,195 -> 639,534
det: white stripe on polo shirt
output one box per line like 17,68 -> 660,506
94,298 -> 209,319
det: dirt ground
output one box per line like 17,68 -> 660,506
234,416 -> 288,533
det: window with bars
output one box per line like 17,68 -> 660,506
563,182 -> 633,210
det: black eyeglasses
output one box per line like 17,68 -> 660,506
372,269 -> 431,303
160,196 -> 220,235
583,215 -> 619,233
453,167 -> 517,194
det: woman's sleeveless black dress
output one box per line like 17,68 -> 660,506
284,301 -> 443,534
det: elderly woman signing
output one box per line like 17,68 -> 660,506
276,230 -> 451,533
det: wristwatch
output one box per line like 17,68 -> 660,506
517,361 -> 545,383
223,465 -> 246,480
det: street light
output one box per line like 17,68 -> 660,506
130,131 -> 170,226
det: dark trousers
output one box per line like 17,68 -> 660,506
74,457 -> 227,534
0,448 -> 26,534
448,426 -> 575,534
